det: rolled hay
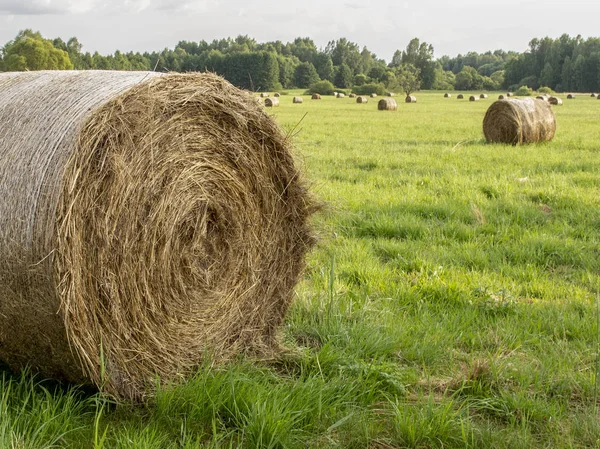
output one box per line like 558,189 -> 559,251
378,98 -> 397,110
480,94 -> 488,99
444,93 -> 451,98
506,92 -> 513,97
567,94 -> 575,99
482,97 -> 556,145
311,93 -> 321,100
548,96 -> 563,105
457,94 -> 464,99
386,92 -> 395,97
405,95 -> 417,103
292,96 -> 303,103
356,96 -> 368,104
498,94 -> 505,100
333,91 -> 338,96
264,97 -> 280,107
0,71 -> 316,401
591,93 -> 597,97
260,92 -> 270,98
536,95 -> 548,101
336,93 -> 345,98
274,92 -> 280,97
349,93 -> 356,98
469,96 -> 480,101
370,93 -> 378,98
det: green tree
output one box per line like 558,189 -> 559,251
314,53 -> 334,82
392,63 -> 420,96
294,61 -> 320,88
3,29 -> 72,71
334,63 -> 353,88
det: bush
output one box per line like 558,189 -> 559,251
306,80 -> 336,95
515,85 -> 533,96
537,86 -> 555,94
351,83 -> 386,96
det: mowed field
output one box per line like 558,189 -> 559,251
2,91 -> 600,448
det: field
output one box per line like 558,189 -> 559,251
2,91 -> 600,448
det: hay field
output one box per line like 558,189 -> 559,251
2,90 -> 600,448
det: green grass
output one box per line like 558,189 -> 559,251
2,91 -> 600,448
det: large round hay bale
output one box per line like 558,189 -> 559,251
356,96 -> 368,104
370,93 -> 378,98
548,96 -> 563,105
292,96 -> 303,103
480,94 -> 488,99
265,97 -> 279,107
444,93 -> 451,98
311,93 -> 321,100
469,96 -> 479,101
567,94 -> 575,99
457,94 -> 464,99
405,95 -> 417,103
378,98 -> 397,110
0,71 -> 316,400
483,98 -> 556,145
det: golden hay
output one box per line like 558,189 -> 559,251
0,71 -> 316,401
480,94 -> 488,99
548,96 -> 563,105
567,94 -> 575,99
483,98 -> 556,145
311,93 -> 321,100
378,98 -> 397,110
469,96 -> 479,101
292,96 -> 303,103
405,95 -> 417,103
264,97 -> 279,107
444,93 -> 451,98
457,94 -> 464,99
356,96 -> 368,104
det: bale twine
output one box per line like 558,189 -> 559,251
457,94 -> 464,99
274,92 -> 280,97
311,94 -> 321,100
0,71 -> 316,400
264,97 -> 279,107
482,97 -> 556,145
498,94 -> 505,100
548,96 -> 563,105
356,96 -> 368,104
292,96 -> 303,104
405,95 -> 417,103
480,94 -> 488,99
260,92 -> 270,98
378,98 -> 397,110
469,96 -> 479,101
567,94 -> 575,99
444,93 -> 451,98
370,93 -> 378,98
336,93 -> 345,98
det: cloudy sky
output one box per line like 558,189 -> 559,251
0,0 -> 598,61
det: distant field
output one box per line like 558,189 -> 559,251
2,90 -> 600,448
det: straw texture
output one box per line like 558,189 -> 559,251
0,71 -> 316,400
483,98 -> 556,145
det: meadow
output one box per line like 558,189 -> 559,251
2,91 -> 600,448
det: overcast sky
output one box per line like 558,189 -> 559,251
0,0 -> 598,61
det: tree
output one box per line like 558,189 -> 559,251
392,64 -> 421,96
3,29 -> 73,71
334,63 -> 353,88
313,53 -> 334,82
294,61 -> 319,88
401,38 -> 436,88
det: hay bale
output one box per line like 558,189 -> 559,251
548,96 -> 563,105
336,93 -> 345,98
378,98 -> 397,110
349,93 -> 356,98
457,94 -> 464,99
292,96 -> 303,104
444,93 -> 451,98
591,93 -> 597,97
482,97 -> 556,145
356,96 -> 368,104
405,95 -> 417,103
333,91 -> 338,96
386,92 -> 395,97
536,95 -> 548,101
567,94 -> 575,99
260,92 -> 270,98
265,97 -> 279,107
469,96 -> 479,101
480,94 -> 488,99
498,95 -> 505,100
0,71 -> 316,400
370,93 -> 378,98
274,92 -> 280,97
311,93 -> 321,100
506,92 -> 513,97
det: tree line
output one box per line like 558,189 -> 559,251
1,30 -> 598,93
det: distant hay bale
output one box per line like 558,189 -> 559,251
265,97 -> 279,107
591,93 -> 597,97
274,92 -> 280,97
405,95 -> 417,103
567,94 -> 575,99
548,96 -> 563,105
356,96 -> 368,103
378,98 -> 397,110
457,94 -> 464,99
498,95 -> 505,100
292,96 -> 303,103
469,96 -> 479,101
536,95 -> 548,101
386,92 -> 395,97
370,93 -> 378,98
349,93 -> 356,98
0,71 -> 316,401
333,91 -> 338,96
480,94 -> 488,99
336,93 -> 345,98
311,93 -> 321,100
506,92 -> 513,97
260,92 -> 270,98
483,97 -> 556,145
444,93 -> 451,98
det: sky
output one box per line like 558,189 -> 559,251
0,0 -> 598,61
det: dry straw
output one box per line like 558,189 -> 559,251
356,96 -> 368,103
311,93 -> 321,100
548,96 -> 563,105
378,98 -> 397,110
0,71 -> 316,401
292,96 -> 303,103
265,97 -> 279,107
483,97 -> 556,145
405,95 -> 417,103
